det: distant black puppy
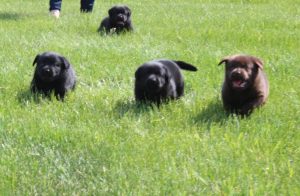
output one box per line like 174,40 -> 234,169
218,54 -> 269,116
30,52 -> 76,100
98,5 -> 133,34
135,59 -> 197,105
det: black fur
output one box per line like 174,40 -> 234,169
98,5 -> 133,34
30,52 -> 76,100
134,59 -> 197,105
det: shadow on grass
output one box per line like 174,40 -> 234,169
114,100 -> 157,118
17,89 -> 50,105
0,12 -> 26,20
193,99 -> 228,125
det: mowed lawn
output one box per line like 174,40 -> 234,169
0,0 -> 299,194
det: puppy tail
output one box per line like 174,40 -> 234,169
174,61 -> 197,71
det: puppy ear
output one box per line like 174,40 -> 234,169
108,7 -> 115,17
163,67 -> 170,83
60,56 -> 70,69
135,68 -> 141,80
32,54 -> 40,66
252,57 -> 264,69
218,57 -> 230,66
125,6 -> 131,16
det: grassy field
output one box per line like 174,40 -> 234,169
0,0 -> 299,194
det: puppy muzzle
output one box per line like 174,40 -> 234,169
230,72 -> 247,89
116,15 -> 126,25
146,77 -> 162,93
39,67 -> 56,81
42,68 -> 52,76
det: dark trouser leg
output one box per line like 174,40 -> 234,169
49,0 -> 62,11
80,0 -> 95,12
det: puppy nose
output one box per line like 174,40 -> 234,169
42,68 -> 52,76
231,71 -> 243,79
146,77 -> 159,88
232,72 -> 239,77
117,14 -> 124,19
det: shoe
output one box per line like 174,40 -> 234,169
50,10 -> 60,18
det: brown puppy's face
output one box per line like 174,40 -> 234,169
219,55 -> 263,90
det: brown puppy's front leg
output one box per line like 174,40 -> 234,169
240,95 -> 265,115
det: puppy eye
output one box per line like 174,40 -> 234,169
227,65 -> 234,69
241,64 -> 247,68
55,63 -> 60,67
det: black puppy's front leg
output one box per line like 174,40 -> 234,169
126,23 -> 133,31
30,76 -> 41,94
98,18 -> 111,35
54,88 -> 66,101
30,82 -> 37,93
135,89 -> 147,102
31,81 -> 51,98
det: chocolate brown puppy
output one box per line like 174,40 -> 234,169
30,52 -> 76,101
135,59 -> 197,105
218,54 -> 269,116
98,5 -> 133,34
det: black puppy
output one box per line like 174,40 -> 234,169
98,5 -> 133,34
218,54 -> 269,116
30,52 -> 76,100
135,59 -> 197,105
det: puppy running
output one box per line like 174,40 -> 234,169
98,5 -> 133,34
135,59 -> 197,105
30,52 -> 76,100
218,54 -> 269,116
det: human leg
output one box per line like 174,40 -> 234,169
80,0 -> 95,12
49,0 -> 62,11
49,0 -> 62,18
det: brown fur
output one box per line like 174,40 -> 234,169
219,54 -> 269,116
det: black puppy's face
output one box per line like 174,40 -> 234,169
108,5 -> 131,27
33,52 -> 70,82
219,55 -> 263,91
135,64 -> 169,94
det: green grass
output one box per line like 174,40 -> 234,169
0,0 -> 299,194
